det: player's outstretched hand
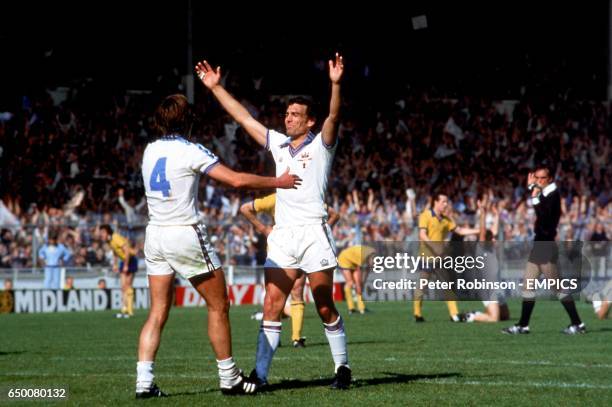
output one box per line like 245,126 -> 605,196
329,52 -> 344,84
276,167 -> 302,189
195,60 -> 221,89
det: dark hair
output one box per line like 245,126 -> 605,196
287,96 -> 317,120
534,162 -> 554,178
154,94 -> 192,135
100,224 -> 113,235
432,191 -> 448,203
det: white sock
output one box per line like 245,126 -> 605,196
255,321 -> 281,381
323,316 -> 349,372
466,311 -> 482,323
217,357 -> 241,388
136,361 -> 154,392
593,300 -> 602,313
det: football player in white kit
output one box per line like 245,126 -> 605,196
196,53 -> 351,389
135,94 -> 301,398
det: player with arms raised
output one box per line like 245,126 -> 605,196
135,94 -> 300,398
197,53 -> 351,389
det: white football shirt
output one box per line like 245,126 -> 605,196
142,135 -> 219,226
266,129 -> 336,227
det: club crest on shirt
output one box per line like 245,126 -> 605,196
297,152 -> 312,169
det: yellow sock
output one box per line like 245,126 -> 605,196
290,301 -> 305,341
413,299 -> 423,317
344,285 -> 355,311
357,294 -> 366,313
126,288 -> 135,316
446,301 -> 459,318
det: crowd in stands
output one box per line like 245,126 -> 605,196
0,71 -> 610,270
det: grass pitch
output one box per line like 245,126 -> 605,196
1,300 -> 611,406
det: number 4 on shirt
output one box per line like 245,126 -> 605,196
150,157 -> 171,197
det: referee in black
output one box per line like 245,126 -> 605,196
503,164 -> 585,335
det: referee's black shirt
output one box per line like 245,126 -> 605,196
532,183 -> 561,241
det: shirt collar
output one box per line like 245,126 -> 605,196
430,208 -> 443,220
542,182 -> 557,197
280,132 -> 317,157
280,131 -> 316,148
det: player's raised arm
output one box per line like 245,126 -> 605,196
240,201 -> 272,236
195,60 -> 268,147
208,164 -> 301,190
321,53 -> 344,148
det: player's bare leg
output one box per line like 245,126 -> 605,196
253,268 -> 299,384
189,268 -> 255,393
595,300 -> 611,319
136,274 -> 174,396
352,268 -> 366,314
289,272 -> 307,346
592,280 -> 612,319
341,269 -> 356,313
308,268 -> 339,323
283,272 -> 306,316
190,269 -> 232,359
469,303 -> 509,322
413,271 -> 429,321
120,272 -> 135,317
308,268 -> 351,389
138,274 -> 174,361
263,268 -> 300,320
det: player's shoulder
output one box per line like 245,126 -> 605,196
266,129 -> 290,149
147,136 -> 203,151
261,193 -> 276,204
111,233 -> 126,244
268,129 -> 287,138
419,209 -> 433,220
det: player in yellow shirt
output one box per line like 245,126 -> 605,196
240,193 -> 338,348
338,245 -> 375,314
414,192 -> 479,322
100,224 -> 138,318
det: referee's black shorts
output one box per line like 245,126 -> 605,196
528,241 -> 558,265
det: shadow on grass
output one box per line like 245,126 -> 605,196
267,372 -> 462,391
0,350 -> 27,356
166,388 -> 218,397
586,327 -> 612,333
162,372 -> 462,397
282,340 -> 397,348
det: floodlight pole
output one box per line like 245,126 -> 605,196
186,0 -> 195,103
609,0 -> 612,100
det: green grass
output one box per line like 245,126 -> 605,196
1,300 -> 611,406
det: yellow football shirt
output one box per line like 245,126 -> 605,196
338,245 -> 375,270
110,233 -> 130,261
418,209 -> 456,256
253,193 -> 276,218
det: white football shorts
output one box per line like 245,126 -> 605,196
144,223 -> 221,280
265,223 -> 337,273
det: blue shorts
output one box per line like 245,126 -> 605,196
119,257 -> 139,273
